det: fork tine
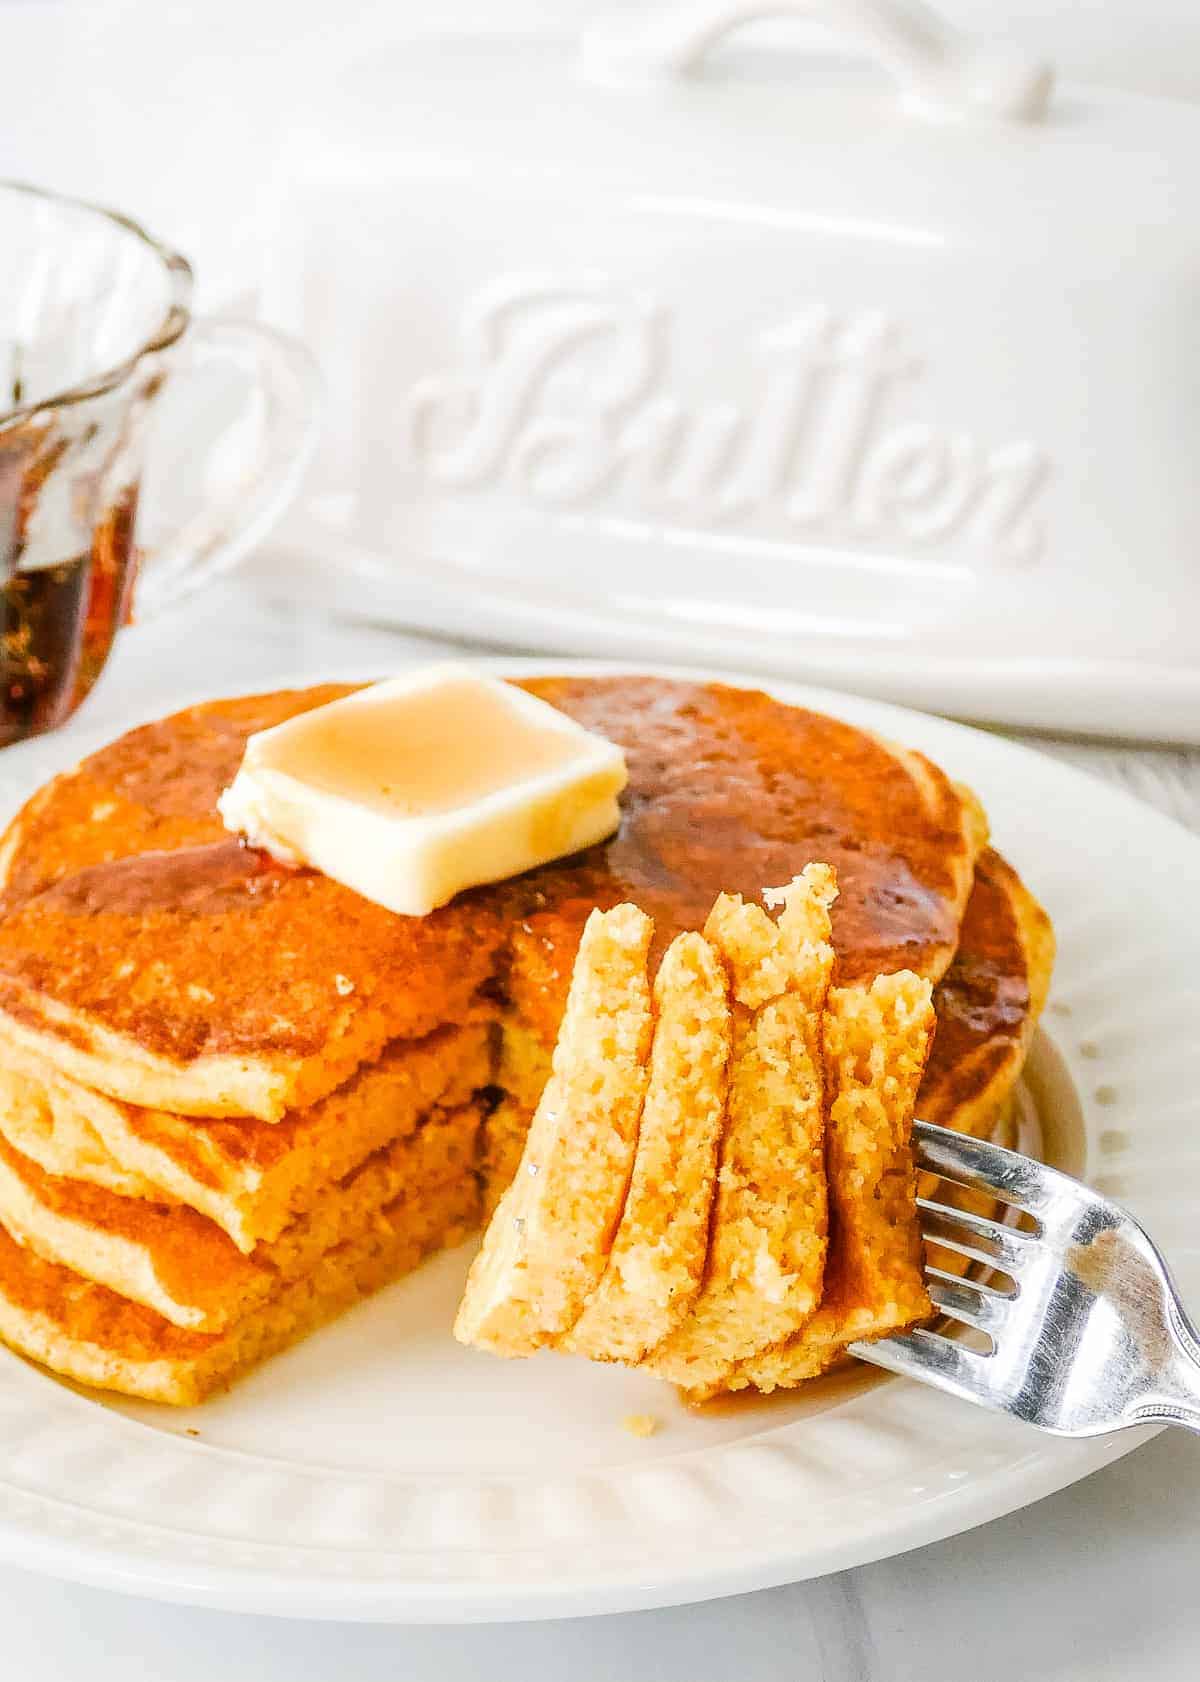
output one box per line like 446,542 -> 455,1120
918,1198 -> 1037,1272
926,1270 -> 1012,1335
913,1120 -> 1051,1213
849,1326 -> 993,1404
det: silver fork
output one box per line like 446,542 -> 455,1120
849,1120 -> 1200,1437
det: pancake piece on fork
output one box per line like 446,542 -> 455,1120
735,971 -> 935,1392
454,904 -> 654,1357
564,928 -> 733,1363
645,866 -> 837,1400
486,677 -> 987,1206
728,851 -> 1051,1392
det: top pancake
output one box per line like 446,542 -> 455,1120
500,677 -> 986,1042
0,689 -> 508,1120
0,677 -> 988,1121
0,688 -> 354,900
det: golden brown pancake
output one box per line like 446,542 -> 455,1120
0,841 -> 502,1121
0,1021 -> 491,1251
0,678 -> 986,1123
0,688 -> 356,901
915,847 -> 1054,1277
0,1102 -> 482,1331
919,847 -> 1054,1143
479,1094 -> 536,1220
0,1168 -> 480,1407
502,677 -> 987,1047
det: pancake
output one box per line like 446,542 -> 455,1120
495,1018 -> 550,1112
0,1169 -> 479,1407
480,1093 -> 535,1220
915,847 -> 1054,1278
0,1102 -> 482,1331
645,869 -> 835,1396
563,929 -> 732,1364
0,678 -> 987,1124
501,677 -> 987,1051
0,842 -> 503,1121
918,847 -> 1055,1144
0,1021 -> 491,1251
454,905 -> 654,1357
0,688 -> 356,902
736,972 -> 935,1393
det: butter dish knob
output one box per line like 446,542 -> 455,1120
581,0 -> 1054,123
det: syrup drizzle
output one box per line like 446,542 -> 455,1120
38,840 -> 293,916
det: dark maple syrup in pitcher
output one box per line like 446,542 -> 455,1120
0,418 -> 140,746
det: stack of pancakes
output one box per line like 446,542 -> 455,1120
0,677 -> 1053,1405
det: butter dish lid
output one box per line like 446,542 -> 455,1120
270,1 -> 1200,743
312,11 -> 1191,238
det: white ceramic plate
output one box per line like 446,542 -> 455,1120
0,652 -> 1193,1623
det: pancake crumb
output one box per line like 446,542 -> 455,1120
622,1412 -> 659,1438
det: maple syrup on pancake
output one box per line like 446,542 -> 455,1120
39,840 -> 288,916
514,675 -> 966,982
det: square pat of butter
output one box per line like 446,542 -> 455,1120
217,667 -> 627,916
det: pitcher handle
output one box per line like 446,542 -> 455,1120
135,318 -> 322,618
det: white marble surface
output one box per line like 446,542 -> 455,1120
3,575 -> 1198,1681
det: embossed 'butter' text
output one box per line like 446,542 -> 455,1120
404,278 -> 1050,570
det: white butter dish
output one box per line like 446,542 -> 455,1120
268,0 -> 1200,742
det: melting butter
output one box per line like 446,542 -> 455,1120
218,666 -> 627,915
